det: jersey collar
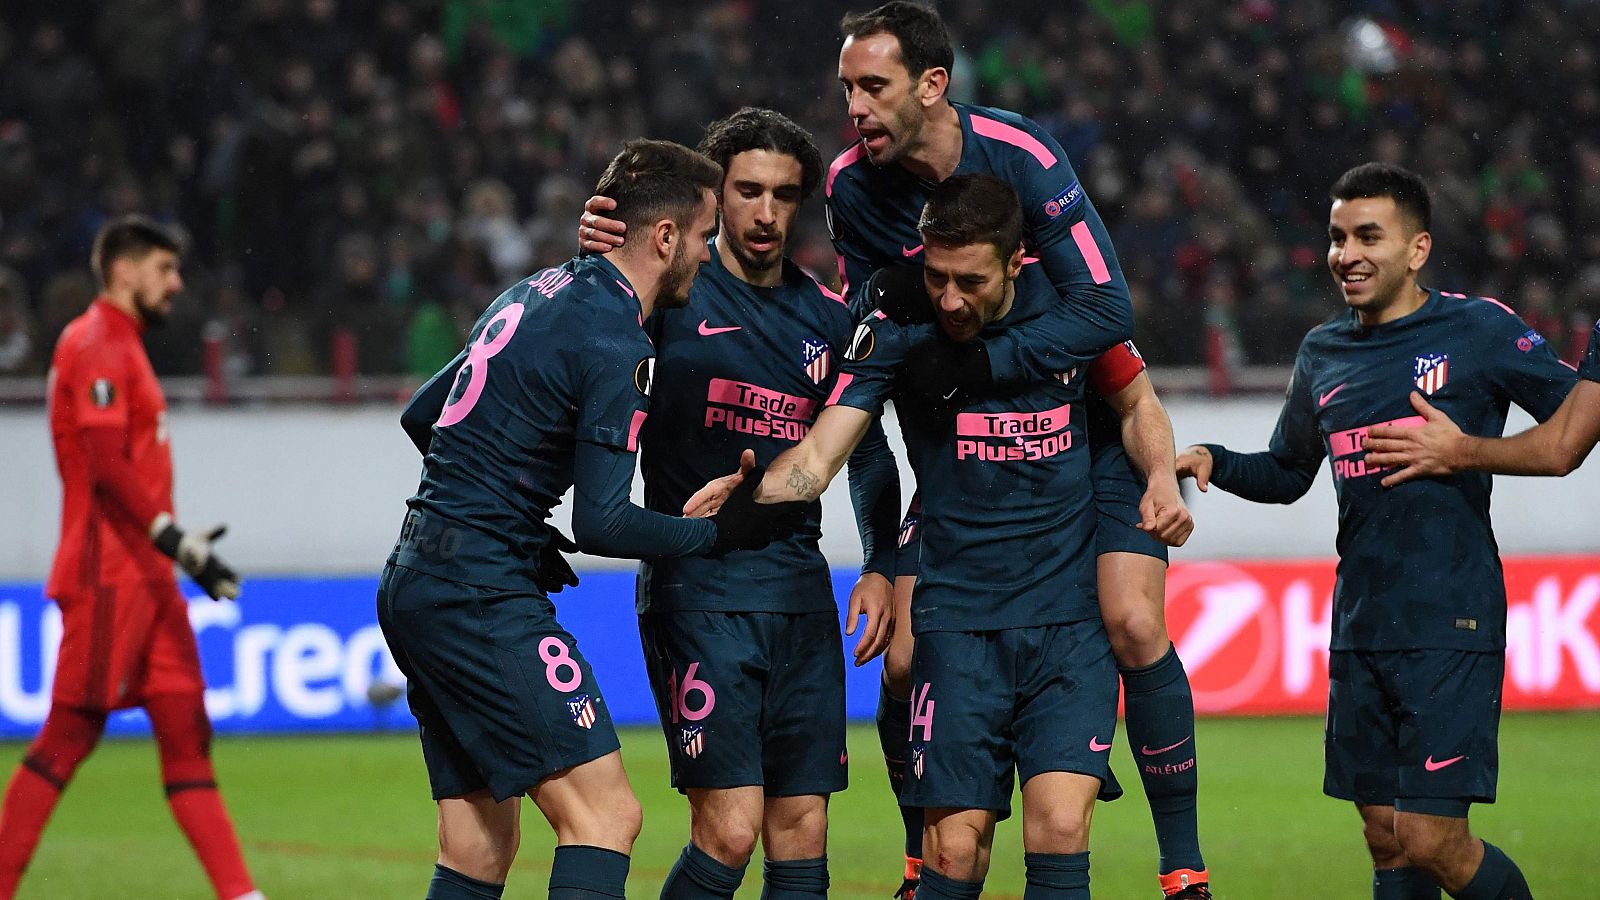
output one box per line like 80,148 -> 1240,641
93,296 -> 144,334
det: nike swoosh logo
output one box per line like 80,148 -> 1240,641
1318,383 -> 1348,407
1088,736 -> 1112,752
1139,735 -> 1193,756
902,244 -> 923,257
698,320 -> 742,336
941,387 -> 959,401
1424,754 -> 1465,771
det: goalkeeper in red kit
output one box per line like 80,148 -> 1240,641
0,216 -> 262,900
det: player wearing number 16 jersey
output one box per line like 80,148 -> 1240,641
376,140 -> 807,900
1178,164 -> 1574,900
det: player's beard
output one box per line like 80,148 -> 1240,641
657,239 -> 701,309
730,229 -> 783,275
863,96 -> 925,167
133,287 -> 172,328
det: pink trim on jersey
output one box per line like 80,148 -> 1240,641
969,114 -> 1057,169
1328,415 -> 1425,459
706,378 -> 818,420
1022,255 -> 1040,264
626,409 -> 647,452
873,309 -> 887,320
956,402 -> 1072,437
836,255 -> 851,300
1070,221 -> 1112,284
826,372 -> 855,406
806,270 -> 846,305
614,279 -> 634,298
1478,295 -> 1516,316
827,144 -> 868,197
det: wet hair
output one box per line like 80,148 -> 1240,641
697,107 -> 824,201
840,1 -> 955,83
1330,162 -> 1432,234
918,173 -> 1024,261
593,139 -> 723,233
91,215 -> 184,288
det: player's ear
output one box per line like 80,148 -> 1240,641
919,66 -> 949,107
1004,244 -> 1025,279
650,217 -> 677,261
1408,229 -> 1432,274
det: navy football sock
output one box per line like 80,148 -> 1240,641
1120,644 -> 1204,874
915,867 -> 984,900
548,845 -> 629,899
427,864 -> 504,899
1454,842 -> 1533,900
1375,866 -> 1442,900
877,679 -> 924,860
1023,851 -> 1090,900
659,842 -> 746,899
760,856 -> 828,900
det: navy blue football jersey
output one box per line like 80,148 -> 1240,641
832,264 -> 1098,633
828,101 -> 1132,380
637,242 -> 896,613
1208,290 -> 1577,651
1581,317 -> 1600,383
393,255 -> 713,591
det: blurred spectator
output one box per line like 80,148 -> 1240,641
0,265 -> 34,373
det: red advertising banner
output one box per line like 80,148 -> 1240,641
1165,556 -> 1600,714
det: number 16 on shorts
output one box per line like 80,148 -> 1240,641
667,663 -> 716,760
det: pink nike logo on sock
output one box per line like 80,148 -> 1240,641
1139,735 -> 1193,756
698,320 -> 742,336
1089,735 -> 1112,752
902,244 -> 923,257
1318,383 -> 1348,407
1424,754 -> 1465,771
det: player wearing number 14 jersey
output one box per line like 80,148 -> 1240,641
376,140 -> 806,900
1179,164 -> 1574,900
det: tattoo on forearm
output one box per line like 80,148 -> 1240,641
785,464 -> 822,501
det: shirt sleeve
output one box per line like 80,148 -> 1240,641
401,349 -> 466,455
980,127 -> 1135,383
830,313 -> 919,415
1582,319 -> 1600,384
1480,304 -> 1579,422
845,417 -> 901,579
62,340 -> 132,431
1208,349 -> 1325,503
577,333 -> 653,452
1087,341 -> 1148,397
570,438 -> 716,558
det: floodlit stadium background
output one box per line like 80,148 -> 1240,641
1,2 -> 1598,896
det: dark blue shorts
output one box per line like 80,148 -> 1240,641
639,609 -> 847,796
901,620 -> 1121,819
1324,649 -> 1503,814
1090,440 -> 1168,561
376,563 -> 620,802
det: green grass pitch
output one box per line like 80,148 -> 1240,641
5,713 -> 1596,898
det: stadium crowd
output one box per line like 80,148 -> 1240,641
0,0 -> 1597,378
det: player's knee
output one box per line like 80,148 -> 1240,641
697,818 -> 761,866
1102,606 -> 1168,667
1361,815 -> 1406,867
607,790 -> 645,846
764,801 -> 828,859
927,818 -> 987,878
883,643 -> 913,694
1393,815 -> 1469,873
1024,802 -> 1093,854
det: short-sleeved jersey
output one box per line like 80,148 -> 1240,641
637,244 -> 854,614
1219,290 -> 1576,651
393,256 -> 661,591
1580,317 -> 1600,383
47,300 -> 175,597
832,264 -> 1097,633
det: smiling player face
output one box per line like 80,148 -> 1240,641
717,149 -> 804,284
923,240 -> 1023,342
838,32 -> 929,166
1327,195 -> 1431,324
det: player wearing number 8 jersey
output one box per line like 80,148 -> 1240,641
376,140 -> 808,900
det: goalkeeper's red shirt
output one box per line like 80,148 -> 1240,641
46,299 -> 175,599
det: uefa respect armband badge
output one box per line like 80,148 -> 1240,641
1042,181 -> 1084,219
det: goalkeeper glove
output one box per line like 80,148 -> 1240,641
150,512 -> 241,601
707,466 -> 810,557
534,530 -> 581,595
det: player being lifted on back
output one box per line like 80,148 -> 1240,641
1360,317 -> 1599,481
826,4 -> 1203,897
1177,163 -> 1571,900
378,140 -> 807,900
580,107 -> 901,900
690,174 -> 1126,900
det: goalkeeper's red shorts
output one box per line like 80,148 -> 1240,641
51,577 -> 206,711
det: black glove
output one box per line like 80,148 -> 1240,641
534,530 -> 580,594
151,513 -> 242,601
900,333 -> 993,409
863,265 -> 932,324
707,466 -> 811,557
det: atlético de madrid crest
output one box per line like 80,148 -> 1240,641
680,725 -> 704,759
567,694 -> 597,730
1414,353 -> 1449,395
802,338 -> 830,384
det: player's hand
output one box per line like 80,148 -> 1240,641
1137,477 -> 1194,546
684,449 -> 755,517
150,514 -> 242,601
865,265 -> 933,325
1363,391 -> 1462,487
844,571 -> 894,666
578,195 -> 626,255
901,333 -> 993,408
1175,444 -> 1214,492
534,530 -> 580,594
705,464 -> 811,557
